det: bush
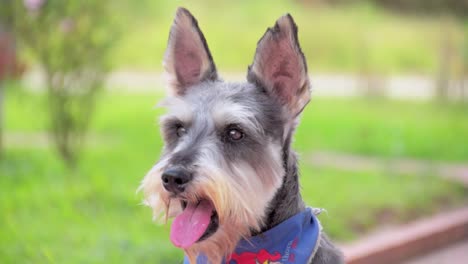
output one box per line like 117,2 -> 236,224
0,0 -> 119,167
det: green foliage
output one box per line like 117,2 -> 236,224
1,0 -> 119,167
1,89 -> 466,263
109,0 -> 465,74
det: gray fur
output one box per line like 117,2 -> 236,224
264,150 -> 345,263
311,235 -> 345,264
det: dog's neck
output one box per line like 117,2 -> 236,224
253,130 -> 305,236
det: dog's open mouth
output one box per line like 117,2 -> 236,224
170,199 -> 219,248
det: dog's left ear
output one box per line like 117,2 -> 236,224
164,7 -> 218,96
247,14 -> 310,116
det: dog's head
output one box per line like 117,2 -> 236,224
140,7 -> 310,263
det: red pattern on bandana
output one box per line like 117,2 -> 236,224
229,249 -> 282,264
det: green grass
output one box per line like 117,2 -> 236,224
296,97 -> 468,161
0,150 -> 178,263
106,0 -> 466,74
1,89 -> 467,263
300,164 -> 466,240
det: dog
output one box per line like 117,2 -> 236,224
139,7 -> 344,264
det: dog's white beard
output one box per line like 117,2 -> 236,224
139,147 -> 284,264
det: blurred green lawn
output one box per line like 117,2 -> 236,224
108,0 -> 465,74
297,98 -> 468,161
1,87 -> 466,263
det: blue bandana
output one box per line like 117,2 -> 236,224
183,207 -> 322,264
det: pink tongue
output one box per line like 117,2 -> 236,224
170,200 -> 213,249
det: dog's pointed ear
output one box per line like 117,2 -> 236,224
247,14 -> 310,116
164,7 -> 218,96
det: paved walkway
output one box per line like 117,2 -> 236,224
22,70 -> 468,100
306,151 -> 468,186
403,240 -> 468,264
342,206 -> 468,264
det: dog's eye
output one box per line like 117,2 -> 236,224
176,126 -> 187,137
227,128 -> 244,141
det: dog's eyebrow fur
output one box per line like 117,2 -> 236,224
158,97 -> 193,124
159,115 -> 183,129
211,100 -> 263,134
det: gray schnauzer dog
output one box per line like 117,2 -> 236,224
140,7 -> 344,264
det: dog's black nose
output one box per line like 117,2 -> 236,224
161,168 -> 192,194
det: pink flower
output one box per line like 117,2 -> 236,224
23,0 -> 45,12
59,18 -> 75,34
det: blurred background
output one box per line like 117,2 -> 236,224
0,0 -> 467,263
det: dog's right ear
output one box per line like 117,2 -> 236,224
247,14 -> 310,116
163,7 -> 218,96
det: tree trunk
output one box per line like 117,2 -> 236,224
0,24 -> 14,158
436,17 -> 454,103
0,81 -> 3,158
